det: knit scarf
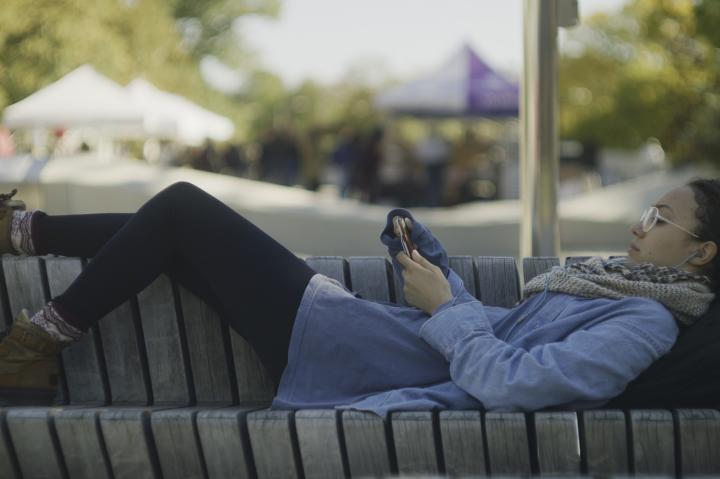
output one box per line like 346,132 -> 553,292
523,257 -> 715,325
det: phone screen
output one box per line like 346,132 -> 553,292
393,216 -> 416,257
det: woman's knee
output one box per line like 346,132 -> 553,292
154,181 -> 208,207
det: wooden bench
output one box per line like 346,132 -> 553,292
0,254 -> 718,479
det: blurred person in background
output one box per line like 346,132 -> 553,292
221,143 -> 249,178
414,123 -> 450,207
330,126 -> 359,198
258,127 -> 301,186
354,127 -> 384,203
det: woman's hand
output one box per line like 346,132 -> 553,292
396,250 -> 453,315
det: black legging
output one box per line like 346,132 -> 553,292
34,181 -> 316,384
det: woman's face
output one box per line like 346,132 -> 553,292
628,186 -> 702,269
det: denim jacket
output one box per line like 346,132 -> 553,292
272,209 -> 678,416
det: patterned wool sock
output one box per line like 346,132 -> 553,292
10,210 -> 39,255
29,302 -> 84,343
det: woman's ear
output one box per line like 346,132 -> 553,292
691,241 -> 718,267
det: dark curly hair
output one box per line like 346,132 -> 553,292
687,178 -> 720,291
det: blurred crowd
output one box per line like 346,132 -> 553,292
169,123 -> 502,207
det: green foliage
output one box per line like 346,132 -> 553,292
559,0 -> 720,166
0,0 -> 384,151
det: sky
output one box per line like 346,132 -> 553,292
205,0 -> 629,91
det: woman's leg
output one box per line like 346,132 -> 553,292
36,182 -> 315,383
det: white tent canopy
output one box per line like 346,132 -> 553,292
2,65 -> 144,133
2,65 -> 235,146
127,78 -> 234,146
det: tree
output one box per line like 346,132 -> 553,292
559,0 -> 720,166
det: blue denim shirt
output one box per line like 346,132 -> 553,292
272,209 -> 678,417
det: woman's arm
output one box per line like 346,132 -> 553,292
418,298 -> 679,411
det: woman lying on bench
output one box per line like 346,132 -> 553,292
0,179 -> 717,414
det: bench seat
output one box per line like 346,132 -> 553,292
0,255 -> 717,479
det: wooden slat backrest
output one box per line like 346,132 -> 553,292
305,256 -> 350,287
0,257 -> 13,331
391,411 -> 440,475
475,256 -> 520,307
534,412 -> 581,475
246,410 -> 301,479
522,257 -> 560,285
177,287 -> 234,405
96,297 -> 151,405
348,257 -> 393,302
582,410 -> 629,475
1,256 -> 47,317
341,410 -> 393,478
630,410 -> 675,475
675,409 -> 720,475
54,408 -> 112,479
484,412 -> 532,475
135,275 -> 191,406
229,331 -> 274,403
295,410 -> 347,478
448,256 -> 478,297
438,410 -> 487,476
45,257 -> 107,405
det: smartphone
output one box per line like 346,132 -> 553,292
393,216 -> 416,257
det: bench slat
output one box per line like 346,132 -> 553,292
99,407 -> 164,479
97,300 -> 151,405
475,256 -> 520,307
45,257 -> 107,405
54,407 -> 112,479
1,257 -> 47,316
535,412 -> 581,474
582,410 -> 628,475
196,406 -> 263,479
151,408 -> 207,479
0,258 -> 13,331
484,412 -> 532,475
348,257 -> 393,302
0,409 -> 21,479
391,411 -> 440,475
449,256 -> 477,298
630,410 -> 675,475
247,409 -> 301,479
295,410 -> 346,479
439,410 -> 486,476
178,287 -> 234,405
305,257 -> 350,287
229,331 -> 275,403
341,410 -> 392,478
676,409 -> 720,475
136,275 -> 191,406
6,407 -> 66,479
522,257 -> 560,285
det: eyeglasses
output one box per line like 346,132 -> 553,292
640,206 -> 700,238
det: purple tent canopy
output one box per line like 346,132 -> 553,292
375,45 -> 519,118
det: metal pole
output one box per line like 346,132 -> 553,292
520,0 -> 560,258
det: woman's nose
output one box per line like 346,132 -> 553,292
630,221 -> 645,237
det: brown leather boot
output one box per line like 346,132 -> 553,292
0,309 -> 64,406
0,188 -> 27,255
